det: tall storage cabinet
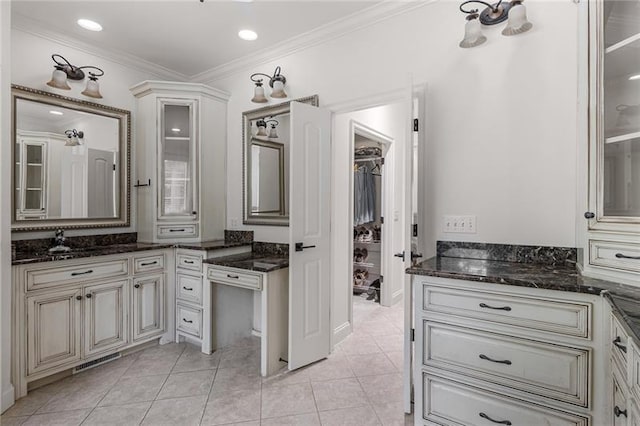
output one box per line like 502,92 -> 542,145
583,0 -> 640,283
131,81 -> 229,243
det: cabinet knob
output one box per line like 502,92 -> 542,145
192,211 -> 197,215
134,284 -> 141,289
86,294 -> 92,299
584,211 -> 595,219
76,295 -> 82,301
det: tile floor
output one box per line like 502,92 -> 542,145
2,297 -> 412,425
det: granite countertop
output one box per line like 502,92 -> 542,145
203,252 -> 289,273
408,256 -> 640,345
12,242 -> 174,266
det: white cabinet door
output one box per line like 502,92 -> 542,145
27,288 -> 82,376
132,274 -> 165,341
288,101 -> 332,370
84,280 -> 128,357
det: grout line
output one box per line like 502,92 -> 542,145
197,355 -> 220,425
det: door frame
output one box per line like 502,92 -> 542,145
348,121 -> 395,315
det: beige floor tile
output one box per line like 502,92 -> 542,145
156,370 -> 215,400
218,347 -> 261,369
356,320 -> 402,337
372,400 -> 413,426
357,374 -> 403,404
122,357 -> 178,378
0,415 -> 29,425
219,422 -> 260,426
261,382 -> 317,419
98,374 -> 167,407
82,401 -> 152,425
318,405 -> 381,426
200,388 -> 260,425
172,345 -> 221,373
372,334 -> 403,353
334,336 -> 381,356
311,378 -> 369,412
1,389 -> 53,417
385,351 -> 403,372
23,409 -> 91,426
35,388 -> 106,414
306,357 -> 354,382
141,395 -> 207,426
261,412 -> 321,426
262,366 -> 311,388
137,343 -> 186,361
211,367 -> 261,392
346,353 -> 397,377
223,336 -> 261,350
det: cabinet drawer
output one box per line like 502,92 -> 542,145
424,321 -> 590,407
26,259 -> 129,291
590,240 -> 640,273
423,284 -> 591,338
133,253 -> 164,274
613,314 -> 631,378
177,273 -> 202,305
177,253 -> 202,272
157,224 -> 198,239
207,267 -> 262,291
422,373 -> 589,426
176,303 -> 202,338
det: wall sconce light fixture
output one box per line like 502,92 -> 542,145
64,129 -> 84,146
254,118 -> 279,138
47,54 -> 105,99
459,0 -> 532,48
266,119 -> 279,139
250,66 -> 287,103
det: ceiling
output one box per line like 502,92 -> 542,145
12,1 -> 381,79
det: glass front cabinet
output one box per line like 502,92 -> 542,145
131,81 -> 229,243
586,0 -> 640,279
15,135 -> 48,220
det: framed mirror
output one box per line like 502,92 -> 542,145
11,85 -> 131,231
243,95 -> 318,226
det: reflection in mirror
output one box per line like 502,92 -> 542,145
242,95 -> 318,226
12,85 -> 130,231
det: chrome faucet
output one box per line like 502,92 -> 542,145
49,228 -> 71,253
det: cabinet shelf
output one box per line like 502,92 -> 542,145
605,131 -> 640,144
353,262 -> 378,269
164,136 -> 191,141
606,32 -> 640,54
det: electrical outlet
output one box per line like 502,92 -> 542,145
443,215 -> 477,234
230,218 -> 239,228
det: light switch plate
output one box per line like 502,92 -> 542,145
443,215 -> 477,234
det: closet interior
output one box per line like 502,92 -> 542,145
353,137 -> 384,303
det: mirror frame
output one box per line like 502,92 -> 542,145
242,94 -> 318,226
11,84 -> 131,232
249,139 -> 285,216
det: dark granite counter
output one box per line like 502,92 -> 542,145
12,243 -> 174,266
203,252 -> 289,273
408,255 -> 640,345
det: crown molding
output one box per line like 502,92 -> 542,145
12,14 -> 188,82
130,80 -> 230,101
190,0 -> 433,84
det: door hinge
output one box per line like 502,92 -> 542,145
412,223 -> 418,237
381,157 -> 385,165
380,216 -> 384,224
380,275 -> 383,283
113,164 -> 116,171
413,118 -> 419,132
410,328 -> 415,341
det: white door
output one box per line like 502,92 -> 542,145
84,280 -> 128,356
288,101 -> 332,370
132,274 -> 165,341
88,148 -> 116,218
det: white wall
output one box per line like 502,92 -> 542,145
1,1 -> 13,412
10,28 -> 167,240
208,0 -> 579,249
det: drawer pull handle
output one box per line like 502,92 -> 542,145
615,253 -> 640,260
479,354 -> 512,365
227,274 -> 239,279
183,260 -> 195,264
182,318 -> 193,324
140,261 -> 158,266
615,406 -> 628,418
71,269 -> 94,276
613,336 -> 627,354
479,412 -> 511,425
479,303 -> 511,311
170,229 -> 186,232
182,286 -> 194,291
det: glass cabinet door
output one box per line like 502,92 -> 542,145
596,0 -> 640,222
158,100 -> 198,219
17,140 -> 47,217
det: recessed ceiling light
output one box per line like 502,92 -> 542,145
171,128 -> 181,133
77,19 -> 103,32
238,30 -> 258,41
49,110 -> 63,116
629,74 -> 640,81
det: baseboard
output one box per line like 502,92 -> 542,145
1,384 -> 15,414
332,321 -> 352,349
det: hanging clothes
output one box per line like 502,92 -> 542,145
354,163 -> 376,226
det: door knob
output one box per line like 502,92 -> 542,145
295,242 -> 316,252
411,252 -> 423,259
394,252 -> 405,261
584,212 -> 595,219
